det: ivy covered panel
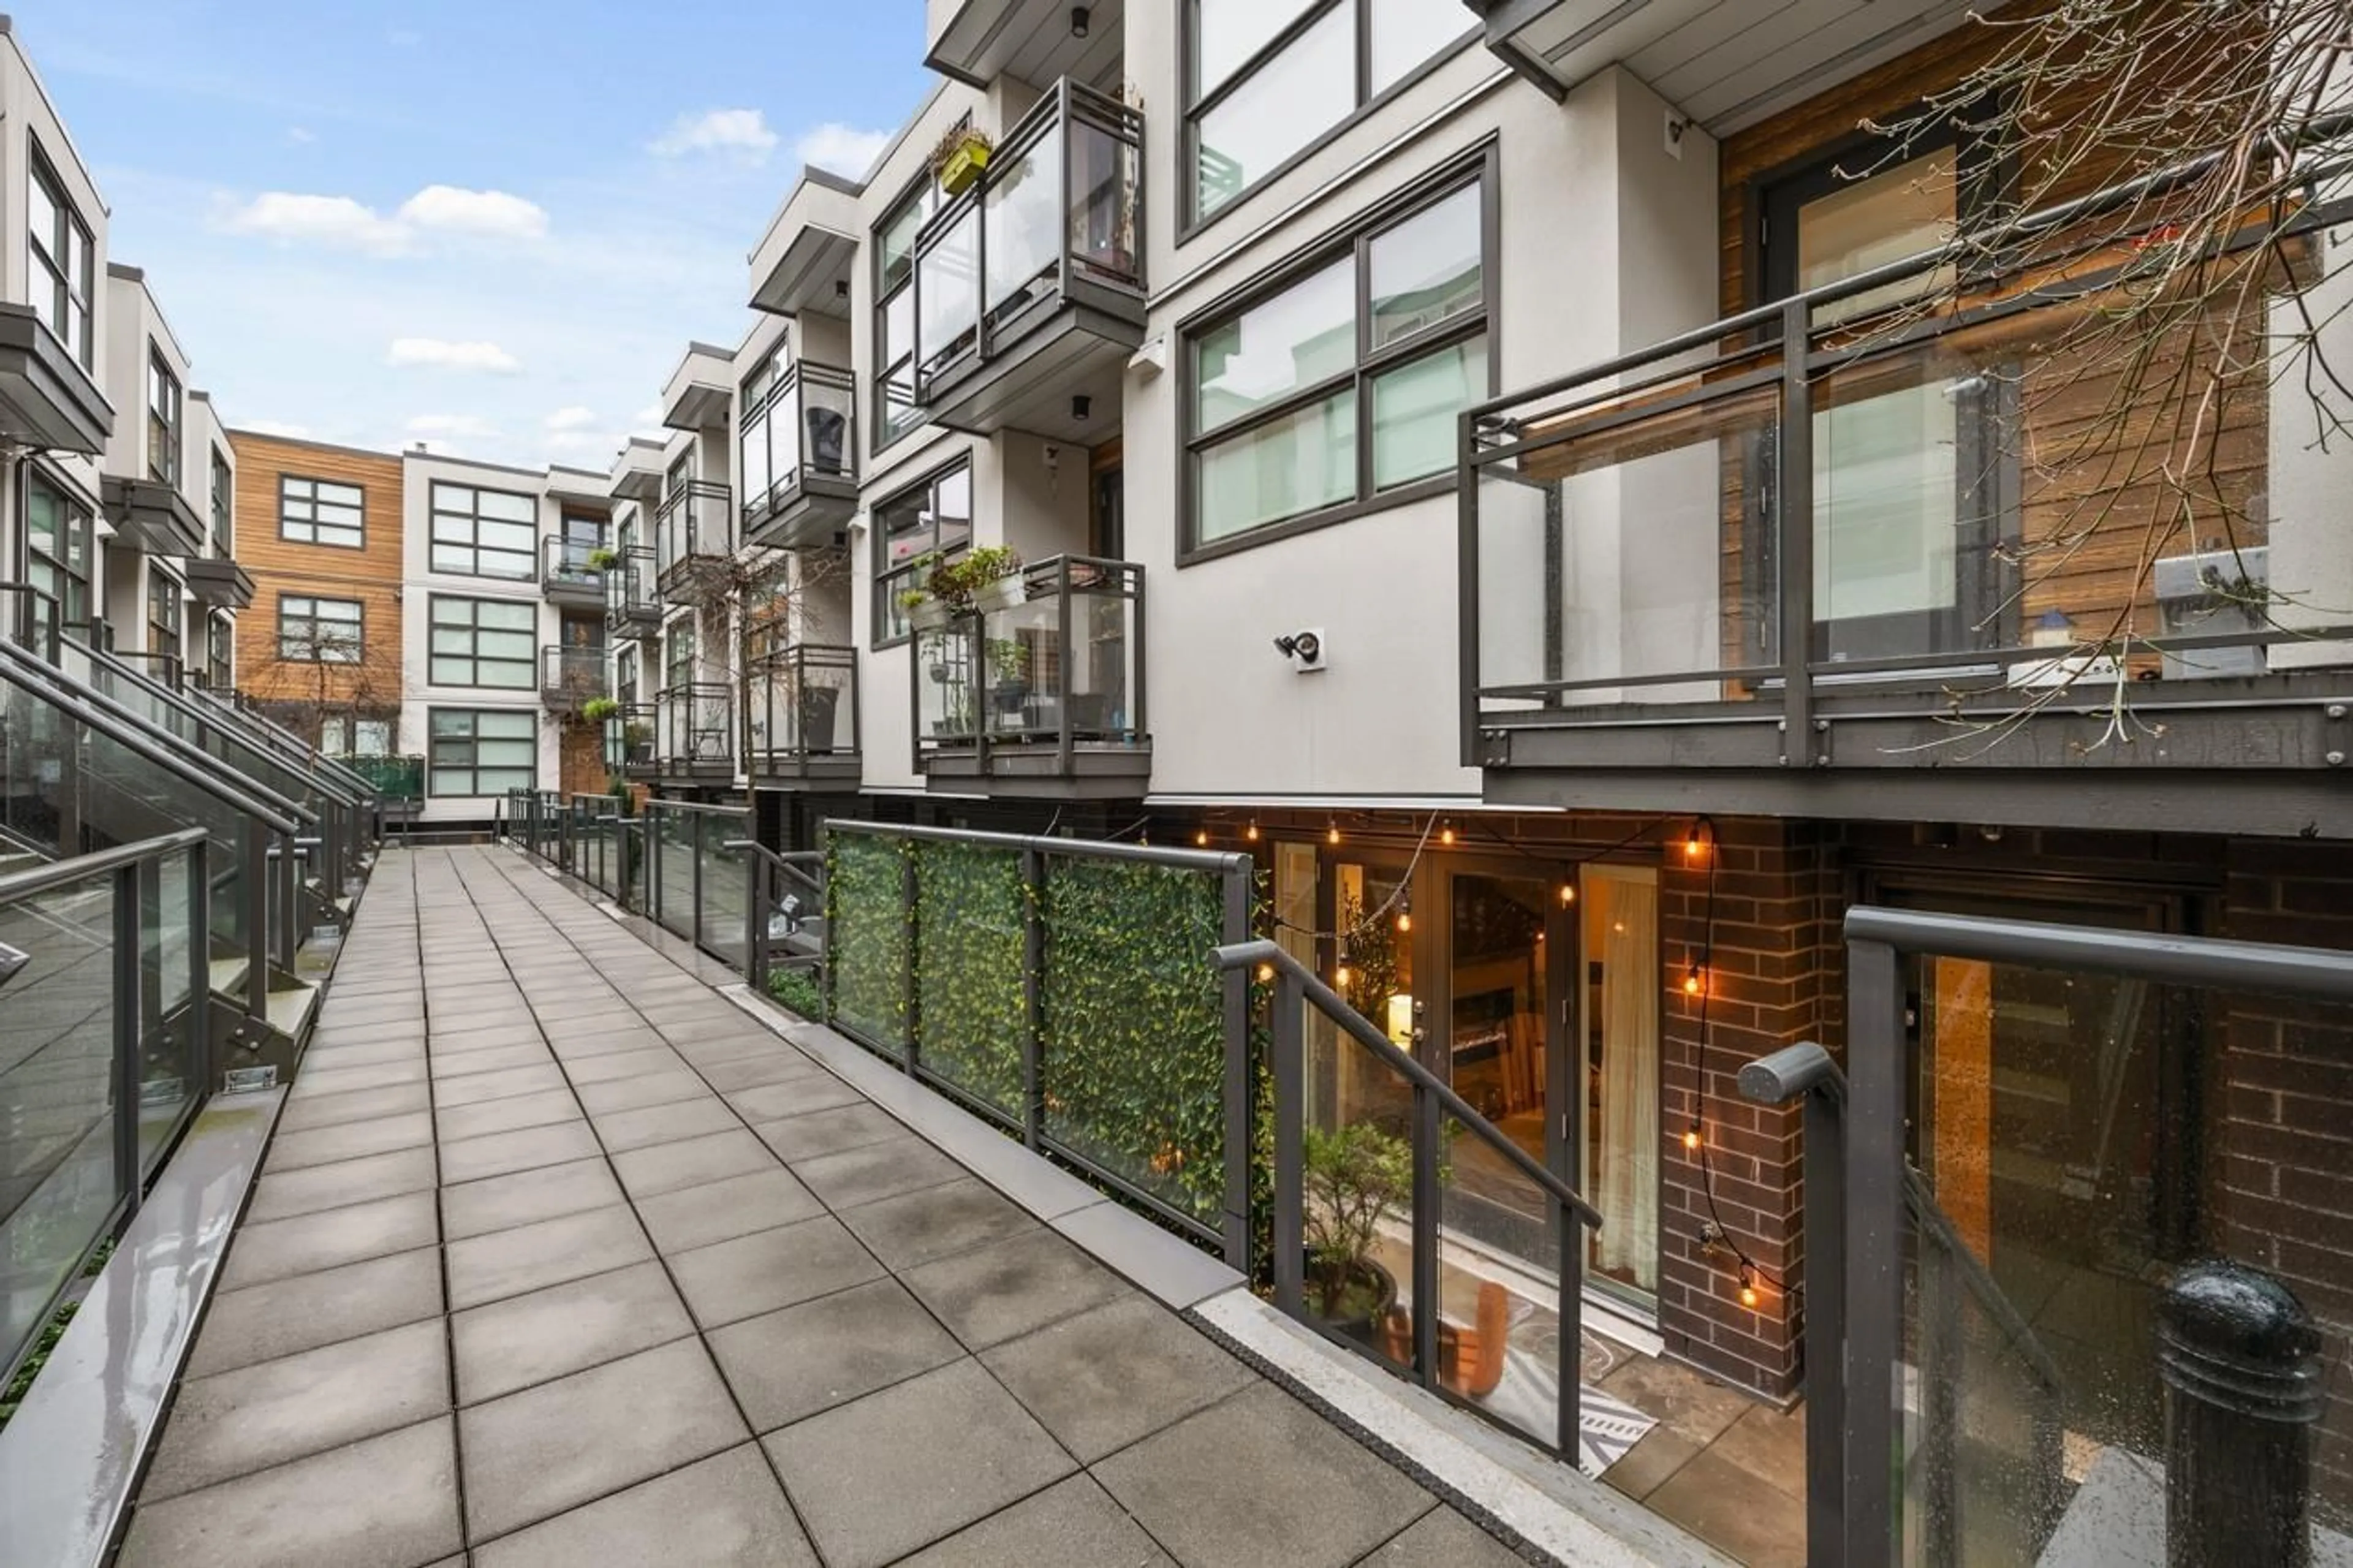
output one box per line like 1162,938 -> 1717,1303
828,831 -> 911,1057
912,839 -> 1027,1122
1039,855 -> 1229,1226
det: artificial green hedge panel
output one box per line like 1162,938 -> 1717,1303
1039,855 -> 1229,1224
912,840 -> 1028,1121
827,831 -> 910,1056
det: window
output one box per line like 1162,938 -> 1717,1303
147,570 -> 183,657
26,472 -> 92,637
875,172 -> 944,445
1187,0 -> 1470,224
280,475 -> 365,548
210,449 -> 234,555
279,594 -> 364,664
429,595 -> 537,688
28,144 -> 93,368
664,622 -> 698,691
206,612 -> 233,692
320,716 -> 393,757
1186,172 -> 1488,551
555,512 -> 604,577
146,350 -> 183,487
428,708 -> 536,797
740,353 -> 778,509
872,461 -> 973,645
431,481 -> 537,579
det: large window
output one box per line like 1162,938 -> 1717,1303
280,475 -> 365,548
205,612 -> 233,692
875,170 -> 944,446
872,461 -> 972,645
429,596 -> 536,689
1186,171 -> 1489,552
664,622 -> 697,691
428,708 -> 536,797
146,570 -> 183,659
321,715 -> 393,757
278,594 -> 363,664
430,481 -> 537,579
1187,0 -> 1470,225
28,143 -> 93,369
146,350 -> 183,487
26,472 -> 91,635
210,449 -> 234,555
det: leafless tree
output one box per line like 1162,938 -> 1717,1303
238,618 -> 403,756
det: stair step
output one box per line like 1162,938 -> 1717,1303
265,980 -> 319,1040
208,956 -> 251,999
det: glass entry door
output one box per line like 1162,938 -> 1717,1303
1442,869 -> 1561,1267
1578,865 -> 1659,1302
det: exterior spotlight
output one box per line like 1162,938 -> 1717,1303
1072,393 -> 1092,422
1070,6 -> 1089,37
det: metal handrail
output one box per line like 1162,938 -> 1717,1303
0,826 -> 205,902
1216,939 -> 1602,1227
1848,905 -> 2353,999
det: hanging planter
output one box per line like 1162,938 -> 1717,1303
932,125 -> 996,196
580,696 -> 621,724
904,593 -> 952,632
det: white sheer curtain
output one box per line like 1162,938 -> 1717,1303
1596,874 -> 1659,1290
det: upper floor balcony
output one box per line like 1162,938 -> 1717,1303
604,544 -> 662,641
912,554 -> 1147,797
184,556 -> 255,611
747,642 -> 860,788
607,700 -> 659,779
924,0 -> 1123,89
103,474 -> 204,559
656,482 -> 734,603
540,644 -> 607,713
657,680 -> 735,781
1468,0 -> 1973,128
0,300 -> 111,455
750,168 -> 862,320
542,532 -> 605,608
741,362 -> 858,550
1460,178 -> 2353,836
911,80 -> 1145,443
660,342 -> 734,432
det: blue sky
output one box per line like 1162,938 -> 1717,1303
13,1 -> 935,468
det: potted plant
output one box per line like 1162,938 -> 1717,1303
932,124 -> 995,195
581,695 -> 621,724
987,638 -> 1030,716
926,545 -> 1025,616
621,720 -> 654,765
1302,1123 -> 1409,1343
585,546 -> 620,571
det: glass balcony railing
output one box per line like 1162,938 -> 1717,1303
748,643 -> 858,781
657,681 -> 733,778
540,645 -> 607,711
1462,176 -> 2353,776
541,534 -> 605,601
912,81 -> 1145,412
740,363 -> 857,546
914,555 -> 1146,786
604,545 -> 661,637
656,483 -> 733,600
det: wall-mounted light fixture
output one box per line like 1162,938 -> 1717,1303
1071,393 -> 1091,423
1070,6 -> 1090,38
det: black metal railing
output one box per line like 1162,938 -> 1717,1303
741,362 -> 856,525
657,681 -> 734,776
912,555 -> 1145,773
604,545 -> 661,634
727,838 -> 824,996
911,79 -> 1145,401
539,645 -> 607,710
656,482 -> 733,596
605,702 -> 658,775
541,533 -> 605,596
749,643 -> 857,776
1460,160 -> 2353,771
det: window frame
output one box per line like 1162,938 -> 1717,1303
210,447 -> 234,555
146,568 -> 183,656
872,164 -> 949,453
279,474 -> 366,549
1180,0 -> 1478,238
429,479 -> 539,580
426,707 -> 537,798
205,610 -> 234,692
25,468 -> 93,632
27,140 -> 93,370
1178,145 -> 1498,564
869,456 -> 974,650
427,593 -> 539,690
146,347 -> 183,488
277,593 -> 365,665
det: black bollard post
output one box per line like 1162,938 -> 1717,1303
2156,1260 -> 2324,1568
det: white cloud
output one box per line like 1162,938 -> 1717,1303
219,192 -> 410,256
406,413 -> 500,439
651,108 -> 779,161
287,126 -> 317,145
387,338 -> 522,374
238,419 -> 313,440
544,406 -> 599,432
396,186 -> 548,241
794,123 -> 892,181
630,403 -> 667,436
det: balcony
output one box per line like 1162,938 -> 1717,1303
912,555 -> 1148,797
605,700 -> 659,779
604,545 -> 662,641
540,645 -> 607,713
102,475 -> 204,559
656,482 -> 735,604
748,643 -> 860,788
612,439 -> 667,505
0,301 -> 112,454
660,342 -> 734,432
1460,185 -> 2353,836
542,533 -> 605,608
184,556 -> 255,610
750,167 -> 863,319
657,681 -> 736,782
911,81 -> 1145,442
741,362 -> 858,549
925,0 -> 1124,89
1466,0 -> 1973,129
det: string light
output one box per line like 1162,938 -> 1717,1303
1683,1127 -> 1703,1152
1684,831 -> 1705,861
1558,884 -> 1576,906
1395,906 -> 1412,934
1327,820 -> 1341,846
1440,824 -> 1457,847
1194,828 -> 1209,847
1738,1265 -> 1760,1310
1335,963 -> 1351,988
1245,822 -> 1260,843
1255,963 -> 1275,983
1683,965 -> 1704,996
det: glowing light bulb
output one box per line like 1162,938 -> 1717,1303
1683,1128 -> 1702,1152
1684,833 -> 1704,860
1245,822 -> 1260,842
1558,884 -> 1575,906
1335,964 -> 1351,988
1327,824 -> 1341,846
1683,968 -> 1703,996
1255,963 -> 1275,983
1194,829 -> 1209,847
1440,825 -> 1457,847
1396,910 -> 1412,934
1740,1281 -> 1760,1309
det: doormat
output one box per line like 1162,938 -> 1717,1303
1477,1354 -> 1659,1475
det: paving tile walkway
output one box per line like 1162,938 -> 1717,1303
119,846 -> 1536,1568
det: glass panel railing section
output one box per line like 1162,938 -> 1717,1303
697,828 -> 748,970
751,645 -> 857,766
1067,93 -> 1143,290
915,623 -> 981,744
656,485 -> 733,588
827,831 -> 912,1061
542,533 -> 602,593
979,557 -> 1145,743
985,118 -> 1063,331
1435,1108 -> 1565,1450
605,547 -> 661,626
142,844 -> 203,1173
660,683 -> 734,773
917,202 -> 980,387
1472,378 -> 1783,713
792,364 -> 855,488
910,838 -> 1025,1125
540,645 -> 607,707
650,806 -> 696,942
1294,1022 -> 1420,1379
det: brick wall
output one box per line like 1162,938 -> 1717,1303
2219,839 -> 2353,1526
557,719 -> 605,798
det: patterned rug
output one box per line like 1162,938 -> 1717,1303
1474,1347 -> 1658,1475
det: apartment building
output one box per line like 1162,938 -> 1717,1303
579,2 -> 2353,1559
227,433 -> 614,825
